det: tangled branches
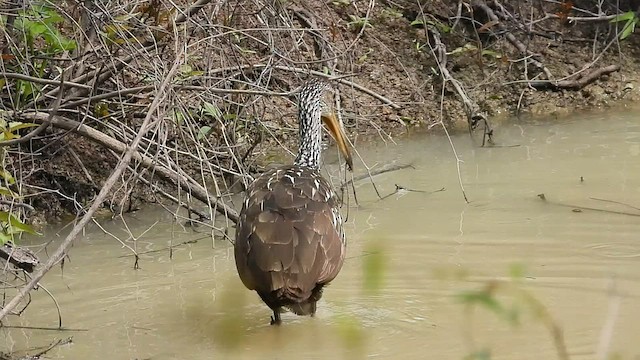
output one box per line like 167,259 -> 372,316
0,0 -> 399,230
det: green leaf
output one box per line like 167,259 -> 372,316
3,129 -> 17,140
28,22 -> 48,37
620,18 -> 637,40
335,314 -> 365,350
173,110 -> 185,125
8,213 -> 40,235
411,18 -> 451,33
197,126 -> 212,140
0,231 -> 13,245
437,23 -> 452,33
611,11 -> 636,23
17,80 -> 40,98
449,43 -> 477,55
0,187 -> 17,197
180,64 -> 193,74
189,70 -> 204,77
202,102 -> 222,120
481,49 -> 501,58
43,7 -> 64,24
8,122 -> 39,132
42,30 -> 76,52
222,113 -> 237,121
0,169 -> 15,184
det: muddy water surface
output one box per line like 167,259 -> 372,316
2,110 -> 640,359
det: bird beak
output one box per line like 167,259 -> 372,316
321,113 -> 353,171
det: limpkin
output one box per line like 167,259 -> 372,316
234,79 -> 353,325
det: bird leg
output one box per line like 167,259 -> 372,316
270,308 -> 282,325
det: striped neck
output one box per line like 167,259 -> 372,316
294,80 -> 326,170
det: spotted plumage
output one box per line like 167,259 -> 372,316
234,79 -> 352,325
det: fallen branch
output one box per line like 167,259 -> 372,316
529,65 -> 621,90
0,242 -> 39,273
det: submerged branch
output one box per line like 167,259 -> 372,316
537,193 -> 640,217
340,163 -> 414,191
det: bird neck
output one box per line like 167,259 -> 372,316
294,100 -> 322,170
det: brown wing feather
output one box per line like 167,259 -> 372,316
234,165 -> 346,302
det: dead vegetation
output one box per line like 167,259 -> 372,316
1,0 -> 640,322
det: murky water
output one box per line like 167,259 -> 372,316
2,109 -> 640,359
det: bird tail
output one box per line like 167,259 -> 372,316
281,284 -> 324,316
286,300 -> 316,316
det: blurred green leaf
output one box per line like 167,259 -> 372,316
508,263 -> 526,280
458,290 -> 505,315
335,314 -> 366,351
211,280 -> 248,350
362,240 -> 386,294
464,349 -> 492,360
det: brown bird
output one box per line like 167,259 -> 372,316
234,79 -> 353,325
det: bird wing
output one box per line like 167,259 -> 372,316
234,166 -> 346,295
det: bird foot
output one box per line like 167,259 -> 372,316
270,309 -> 282,326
